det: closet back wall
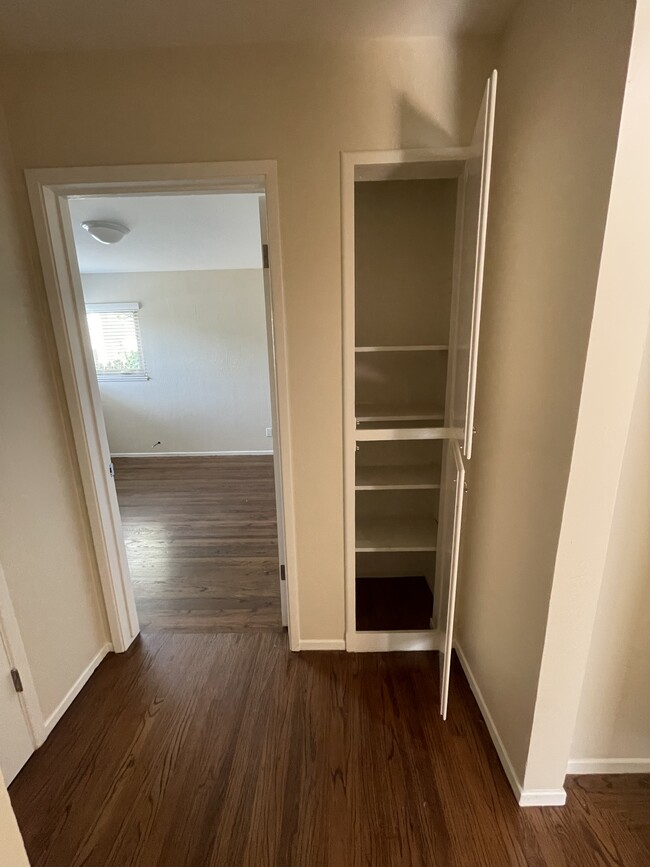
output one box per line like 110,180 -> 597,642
82,269 -> 272,455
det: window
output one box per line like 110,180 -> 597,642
85,302 -> 147,381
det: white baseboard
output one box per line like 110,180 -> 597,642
518,788 -> 567,807
297,639 -> 346,651
567,758 -> 650,775
111,450 -> 273,457
346,630 -> 442,652
43,643 -> 111,736
454,642 -> 567,808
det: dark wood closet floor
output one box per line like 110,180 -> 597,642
356,575 -> 433,630
10,632 -> 650,867
113,455 -> 282,632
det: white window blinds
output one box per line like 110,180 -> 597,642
85,302 -> 147,380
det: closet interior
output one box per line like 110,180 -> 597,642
342,71 -> 496,717
353,175 -> 455,629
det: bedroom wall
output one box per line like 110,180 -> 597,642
82,269 -> 273,455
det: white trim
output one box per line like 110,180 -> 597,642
27,180 -> 140,653
462,70 -> 497,461
347,630 -> 442,653
341,145 -> 479,654
26,160 -> 301,653
297,639 -> 346,651
355,427 -> 458,442
341,151 -> 357,653
566,758 -> 650,775
111,450 -> 274,458
0,563 -> 45,749
97,374 -> 149,382
455,641 -> 567,807
44,644 -> 111,735
86,302 -> 140,314
349,147 -> 472,171
518,789 -> 567,808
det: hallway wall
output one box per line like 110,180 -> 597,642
570,327 -> 650,770
0,770 -> 29,867
0,92 -> 108,724
453,0 -> 634,791
0,36 -> 498,642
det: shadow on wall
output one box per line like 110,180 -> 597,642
398,95 -> 454,149
396,39 -> 496,151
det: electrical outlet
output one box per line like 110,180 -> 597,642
265,427 -> 273,438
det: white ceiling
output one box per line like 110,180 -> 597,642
0,0 -> 517,53
68,194 -> 263,274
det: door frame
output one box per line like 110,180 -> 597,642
26,160 -> 301,652
0,560 -> 45,762
341,146 -> 471,653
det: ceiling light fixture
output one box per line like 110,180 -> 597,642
81,220 -> 130,245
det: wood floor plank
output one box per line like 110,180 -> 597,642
10,634 -> 650,866
113,455 -> 283,633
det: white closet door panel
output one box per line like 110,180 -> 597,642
0,633 -> 34,784
448,70 -> 497,459
437,439 -> 466,719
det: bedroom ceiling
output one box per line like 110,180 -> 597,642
68,193 -> 263,274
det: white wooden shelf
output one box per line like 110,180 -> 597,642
356,402 -> 444,423
355,426 -> 456,442
355,517 -> 437,552
355,345 -> 449,353
355,464 -> 441,490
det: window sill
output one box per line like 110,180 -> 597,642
96,374 -> 150,382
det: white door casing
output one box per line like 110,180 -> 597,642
258,194 -> 289,628
0,562 -> 44,784
26,162 -> 300,652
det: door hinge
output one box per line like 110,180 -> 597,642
109,462 -> 115,479
280,564 -> 286,581
11,668 -> 24,693
262,243 -> 270,269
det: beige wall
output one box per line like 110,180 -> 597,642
0,37 -> 497,641
454,0 -> 634,786
570,329 -> 650,766
0,771 -> 29,867
82,269 -> 273,455
523,0 -> 649,793
0,94 -> 108,722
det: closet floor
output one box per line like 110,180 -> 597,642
113,455 -> 282,632
356,575 -> 433,630
10,633 -> 650,866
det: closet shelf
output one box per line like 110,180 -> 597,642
356,402 -> 444,423
355,517 -> 437,552
355,426 -> 455,442
355,345 -> 449,353
355,464 -> 441,490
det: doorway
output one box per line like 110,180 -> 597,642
26,163 -> 299,650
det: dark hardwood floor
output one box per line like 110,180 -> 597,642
113,455 -> 282,633
356,575 -> 434,631
10,633 -> 650,867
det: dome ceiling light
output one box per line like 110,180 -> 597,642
81,220 -> 130,245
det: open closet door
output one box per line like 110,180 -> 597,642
437,439 -> 466,719
258,196 -> 288,627
448,70 -> 497,460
